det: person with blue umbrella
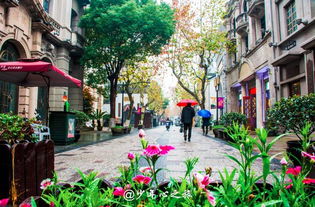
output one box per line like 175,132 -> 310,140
197,110 -> 211,136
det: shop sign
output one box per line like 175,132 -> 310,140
218,97 -> 224,109
68,118 -> 75,138
281,40 -> 296,50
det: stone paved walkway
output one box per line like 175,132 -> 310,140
55,126 -> 281,183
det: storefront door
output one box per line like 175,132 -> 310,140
243,88 -> 257,130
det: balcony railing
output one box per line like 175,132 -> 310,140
236,13 -> 248,36
247,0 -> 264,18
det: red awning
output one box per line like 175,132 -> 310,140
0,61 -> 81,88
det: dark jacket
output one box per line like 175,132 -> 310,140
181,106 -> 195,124
202,117 -> 210,127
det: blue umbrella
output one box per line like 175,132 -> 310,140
197,109 -> 211,118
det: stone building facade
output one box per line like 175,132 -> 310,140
224,0 -> 315,129
0,0 -> 87,121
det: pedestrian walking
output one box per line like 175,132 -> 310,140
202,117 -> 211,136
181,103 -> 195,142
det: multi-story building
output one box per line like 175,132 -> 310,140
224,0 -> 278,129
224,0 -> 315,129
0,0 -> 87,121
270,0 -> 315,98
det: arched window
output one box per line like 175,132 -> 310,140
0,42 -> 20,113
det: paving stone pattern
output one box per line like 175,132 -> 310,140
55,126 -> 282,183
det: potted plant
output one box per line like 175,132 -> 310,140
111,126 -> 124,135
215,112 -> 247,141
72,110 -> 90,142
0,113 -> 54,205
267,94 -> 315,166
91,109 -> 107,131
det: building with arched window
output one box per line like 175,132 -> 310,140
0,0 -> 88,121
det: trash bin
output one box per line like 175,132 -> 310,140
49,111 -> 76,145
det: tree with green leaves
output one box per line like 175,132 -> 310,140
80,0 -> 175,118
146,80 -> 164,114
162,0 -> 233,109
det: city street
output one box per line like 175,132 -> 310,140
55,126 -> 280,183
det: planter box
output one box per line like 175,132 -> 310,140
0,140 -> 54,205
111,128 -> 124,136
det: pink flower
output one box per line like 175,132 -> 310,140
113,187 -> 125,196
285,184 -> 293,189
159,145 -> 175,155
138,129 -> 146,138
132,175 -> 151,185
49,202 -> 55,207
143,145 -> 161,157
40,178 -> 54,190
139,166 -> 152,174
286,166 -> 302,176
280,158 -> 288,165
302,178 -> 315,184
205,189 -> 216,206
193,173 -> 212,189
19,204 -> 31,207
0,199 -> 9,207
301,152 -> 315,161
128,152 -> 135,160
201,175 -> 211,186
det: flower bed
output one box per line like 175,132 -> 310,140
16,126 -> 315,207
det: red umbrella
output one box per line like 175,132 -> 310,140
0,60 -> 82,124
177,99 -> 198,107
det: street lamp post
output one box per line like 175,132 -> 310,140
121,87 -> 124,126
216,85 -> 219,125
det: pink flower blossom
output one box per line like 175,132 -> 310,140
143,145 -> 161,157
138,129 -> 146,138
0,199 -> 9,207
132,175 -> 151,185
201,175 -> 211,186
301,151 -> 315,161
280,157 -> 288,165
128,152 -> 135,160
113,187 -> 125,196
285,184 -> 293,189
205,189 -> 216,206
159,145 -> 175,155
193,173 -> 212,189
286,166 -> 301,176
49,202 -> 55,207
139,166 -> 152,174
302,178 -> 315,184
40,178 -> 54,190
19,204 -> 31,207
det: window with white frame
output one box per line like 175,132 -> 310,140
286,1 -> 297,35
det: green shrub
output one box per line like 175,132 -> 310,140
0,113 -> 36,144
72,110 -> 90,128
219,112 -> 247,127
267,94 -> 315,139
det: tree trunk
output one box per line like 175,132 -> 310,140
109,78 -> 118,118
126,89 -> 134,120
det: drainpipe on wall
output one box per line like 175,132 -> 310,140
270,0 -> 279,102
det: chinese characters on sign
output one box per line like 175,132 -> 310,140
123,189 -> 192,201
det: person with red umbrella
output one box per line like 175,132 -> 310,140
178,99 -> 197,142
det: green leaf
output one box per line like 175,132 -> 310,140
254,200 -> 283,207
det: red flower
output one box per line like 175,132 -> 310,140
285,184 -> 293,189
143,145 -> 161,156
286,166 -> 301,176
132,175 -> 151,185
0,199 -> 9,207
302,178 -> 315,184
19,204 -> 31,207
159,145 -> 175,155
113,187 -> 125,196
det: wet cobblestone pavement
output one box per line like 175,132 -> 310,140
55,126 -> 284,183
